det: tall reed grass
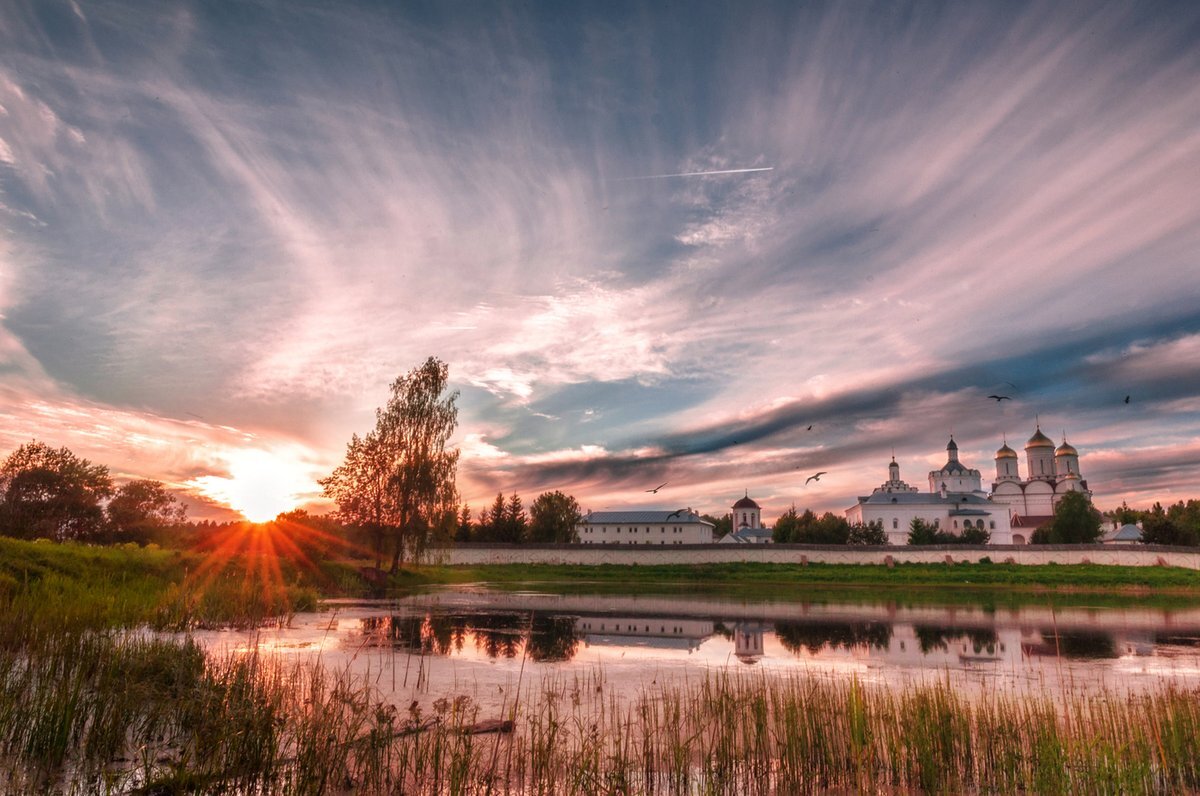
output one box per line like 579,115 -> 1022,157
4,632 -> 1199,794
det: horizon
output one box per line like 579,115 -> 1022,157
2,0 -> 1199,523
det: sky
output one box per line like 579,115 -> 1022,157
1,0 -> 1199,523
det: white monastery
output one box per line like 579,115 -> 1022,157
845,424 -> 1091,545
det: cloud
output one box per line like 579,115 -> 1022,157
1,0 -> 1199,519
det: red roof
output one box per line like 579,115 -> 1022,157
1011,514 -> 1054,528
732,495 -> 760,509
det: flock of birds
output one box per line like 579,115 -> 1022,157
641,388 -> 1135,500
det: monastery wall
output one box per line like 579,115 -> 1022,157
424,543 -> 1200,570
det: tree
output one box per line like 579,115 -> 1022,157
504,493 -> 528,543
772,507 -> 802,543
456,504 -> 474,543
1044,490 -> 1103,544
702,513 -> 732,539
959,524 -> 991,545
0,441 -> 114,541
847,521 -> 888,545
1141,504 -> 1200,546
104,479 -> 187,544
907,517 -> 940,545
529,491 -> 582,543
321,357 -> 460,572
1110,501 -> 1144,526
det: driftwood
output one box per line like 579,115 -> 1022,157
386,717 -> 515,740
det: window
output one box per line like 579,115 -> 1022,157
892,518 -> 898,529
989,521 -> 995,529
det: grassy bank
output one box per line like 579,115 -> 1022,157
396,560 -> 1200,595
0,535 -> 359,633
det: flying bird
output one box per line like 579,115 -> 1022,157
806,424 -> 814,431
1124,395 -> 1131,404
646,482 -> 668,494
805,472 -> 827,485
667,509 -> 686,519
987,395 -> 1012,402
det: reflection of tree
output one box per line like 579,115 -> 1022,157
470,612 -> 525,659
1155,633 -> 1200,649
913,626 -> 999,655
1039,630 -> 1117,659
526,614 -> 579,662
360,615 -> 430,652
775,621 -> 892,655
712,622 -> 734,640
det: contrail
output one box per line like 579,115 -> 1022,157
613,166 -> 774,181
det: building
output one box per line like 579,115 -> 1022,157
720,492 -> 774,544
845,441 -> 1015,545
989,425 -> 1091,527
576,509 -> 714,545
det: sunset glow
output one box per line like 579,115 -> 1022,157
1,1 -> 1199,518
188,449 -> 319,524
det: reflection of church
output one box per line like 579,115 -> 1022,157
733,621 -> 767,664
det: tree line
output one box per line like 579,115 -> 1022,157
0,440 -> 186,544
454,491 -> 582,544
770,508 -> 888,545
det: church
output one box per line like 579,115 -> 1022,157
843,424 -> 1091,545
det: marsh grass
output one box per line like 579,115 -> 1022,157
7,629 -> 1199,794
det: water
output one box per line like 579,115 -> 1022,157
188,586 -> 1200,714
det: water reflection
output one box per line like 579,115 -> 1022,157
344,592 -> 1200,674
188,589 -> 1200,713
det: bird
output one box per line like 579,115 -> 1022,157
666,509 -> 686,519
805,471 -> 827,485
1124,395 -> 1131,404
646,482 -> 668,494
987,395 -> 1012,402
806,424 -> 814,431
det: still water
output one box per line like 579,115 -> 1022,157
189,587 -> 1200,713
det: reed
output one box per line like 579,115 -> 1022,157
5,629 -> 1200,794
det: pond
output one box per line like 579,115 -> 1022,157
188,586 -> 1200,714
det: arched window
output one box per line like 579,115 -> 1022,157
892,518 -> 898,529
989,520 -> 995,529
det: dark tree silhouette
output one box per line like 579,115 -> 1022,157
0,441 -> 114,541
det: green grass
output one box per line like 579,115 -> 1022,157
394,560 -> 1200,594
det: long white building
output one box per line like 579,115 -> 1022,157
577,509 -> 714,545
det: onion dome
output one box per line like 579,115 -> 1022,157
995,443 -> 1018,459
732,493 -> 760,509
1026,427 -> 1054,449
946,437 -> 958,451
1055,441 -> 1078,457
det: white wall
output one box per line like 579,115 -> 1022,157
423,544 -> 1200,569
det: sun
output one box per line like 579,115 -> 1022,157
190,448 -> 317,523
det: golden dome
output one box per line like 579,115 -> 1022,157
1026,427 -> 1054,448
995,443 -> 1018,459
1055,442 -> 1078,457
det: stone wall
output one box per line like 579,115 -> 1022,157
423,543 -> 1200,570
